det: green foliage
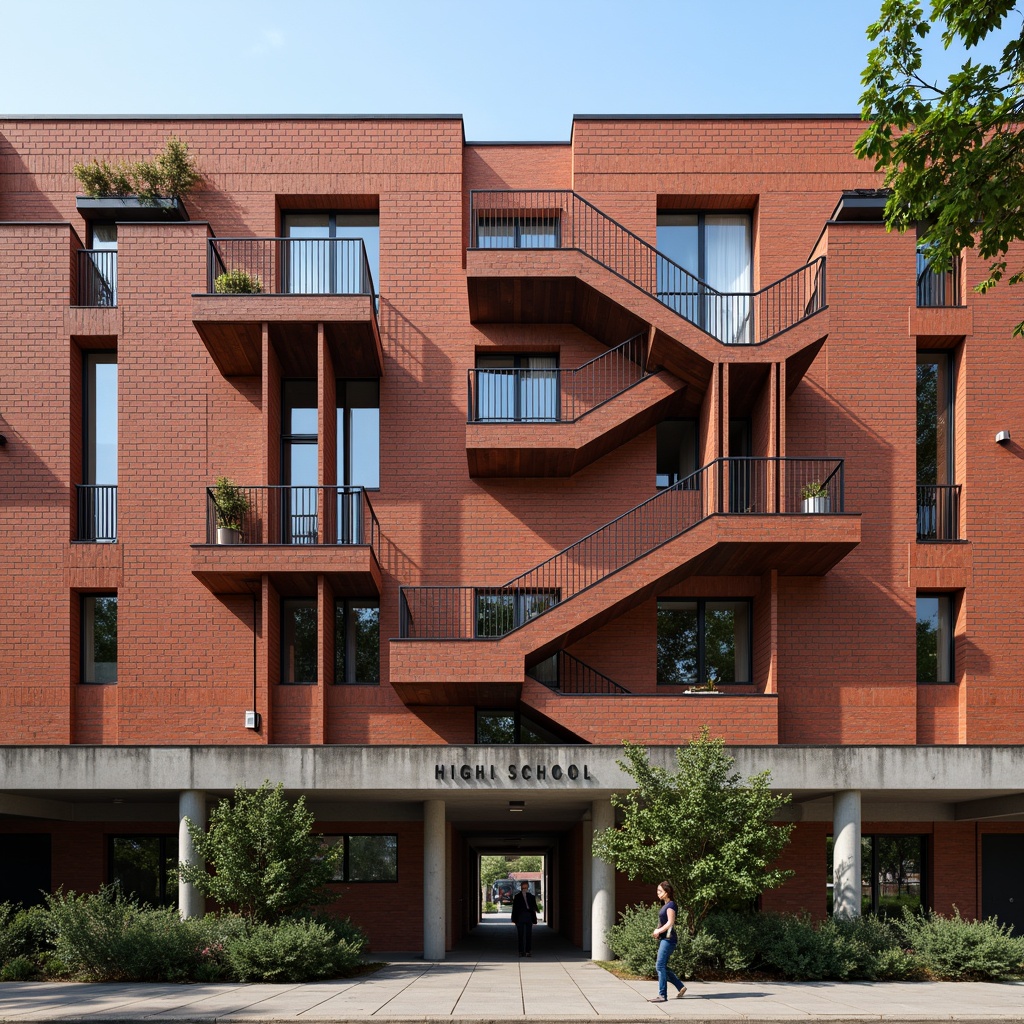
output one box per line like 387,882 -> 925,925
896,906 -> 1024,980
212,477 -> 251,533
74,136 -> 201,202
801,480 -> 829,500
180,781 -> 341,923
0,955 -> 35,981
214,269 -> 263,294
0,903 -> 51,970
591,733 -> 794,936
856,0 -> 1024,333
224,918 -> 364,982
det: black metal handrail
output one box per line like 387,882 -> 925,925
468,190 -> 827,345
399,456 -> 844,639
916,249 -> 963,308
467,332 -> 649,423
207,238 -> 375,299
76,484 -> 117,541
204,485 -> 380,552
917,484 -> 961,541
528,650 -> 630,694
77,250 -> 117,307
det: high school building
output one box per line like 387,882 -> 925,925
1,115 -> 1022,957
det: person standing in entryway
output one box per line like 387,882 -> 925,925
511,880 -> 538,957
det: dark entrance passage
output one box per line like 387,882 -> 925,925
454,918 -> 587,962
0,833 -> 51,906
982,834 -> 1024,935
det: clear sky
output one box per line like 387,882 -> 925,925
1,0 -> 1006,141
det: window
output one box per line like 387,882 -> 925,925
475,709 -> 564,743
334,600 -> 380,684
282,599 -> 317,684
337,379 -> 380,489
475,354 -> 558,422
917,594 -> 953,683
476,589 -> 559,638
657,599 -> 751,686
826,834 -> 925,918
476,213 -> 560,249
323,834 -> 398,882
109,835 -> 178,906
82,223 -> 117,306
656,420 -> 698,488
282,211 -> 379,296
82,594 -> 117,684
916,226 -> 959,308
282,379 -> 318,544
657,212 -> 752,343
917,353 -> 958,540
81,352 -> 117,541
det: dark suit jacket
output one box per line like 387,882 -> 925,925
511,890 -> 538,924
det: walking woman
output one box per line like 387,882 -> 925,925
649,881 -> 686,1001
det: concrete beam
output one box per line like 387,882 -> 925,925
0,793 -> 74,820
954,793 -> 1024,821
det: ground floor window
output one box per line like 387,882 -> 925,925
109,835 -> 178,906
322,834 -> 398,882
657,598 -> 751,686
334,600 -> 380,683
826,834 -> 926,918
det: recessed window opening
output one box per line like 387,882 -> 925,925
282,598 -> 317,684
916,594 -> 954,683
657,598 -> 751,687
282,211 -> 379,296
656,419 -> 698,488
476,589 -> 560,638
109,835 -> 178,906
334,599 -> 380,684
82,593 -> 117,684
282,379 -> 319,544
826,834 -> 926,918
322,834 -> 398,882
475,353 -> 559,422
475,709 -> 564,743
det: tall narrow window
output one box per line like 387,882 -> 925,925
282,599 -> 317,684
475,354 -> 558,422
282,380 -> 318,544
917,353 -> 958,540
81,352 -> 118,541
282,212 -> 379,297
82,223 -> 117,306
337,380 -> 380,490
656,420 -> 698,488
334,600 -> 380,684
917,594 -> 953,683
657,598 -> 751,687
657,212 -> 752,343
82,594 -> 117,684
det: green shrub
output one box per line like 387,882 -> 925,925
214,269 -> 262,294
0,955 -> 35,981
74,137 -> 200,201
308,913 -> 369,952
0,903 -> 52,972
225,918 -> 363,982
897,908 -> 1024,981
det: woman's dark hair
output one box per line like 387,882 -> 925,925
658,881 -> 674,900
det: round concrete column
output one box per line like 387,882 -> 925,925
590,798 -> 615,961
178,790 -> 206,920
581,812 -> 593,953
423,798 -> 446,960
833,789 -> 862,921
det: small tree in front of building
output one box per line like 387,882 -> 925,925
180,781 -> 340,923
592,731 -> 794,936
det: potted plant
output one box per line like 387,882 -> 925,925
214,269 -> 262,294
213,477 -> 250,544
801,480 -> 831,514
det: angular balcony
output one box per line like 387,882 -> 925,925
76,250 -> 117,307
191,238 -> 382,377
75,484 -> 117,542
911,248 -> 972,340
466,332 -> 687,476
191,484 -> 382,596
390,457 -> 859,704
917,484 -> 962,541
466,190 -> 829,391
527,650 -> 630,694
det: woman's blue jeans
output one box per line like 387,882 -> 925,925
656,938 -> 683,997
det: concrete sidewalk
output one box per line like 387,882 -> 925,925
1,921 -> 1022,1022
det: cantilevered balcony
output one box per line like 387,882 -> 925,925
192,238 -> 382,377
917,484 -> 962,541
466,332 -> 687,476
466,190 -> 829,392
191,484 -> 382,596
390,457 -> 859,704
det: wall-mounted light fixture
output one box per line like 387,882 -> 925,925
996,430 -> 1012,444
509,800 -> 525,813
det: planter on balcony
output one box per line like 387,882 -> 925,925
802,496 -> 831,514
76,196 -> 187,222
216,527 -> 241,545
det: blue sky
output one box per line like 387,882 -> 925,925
2,0 -> 1006,140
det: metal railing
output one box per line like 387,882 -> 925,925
468,190 -> 827,345
399,456 -> 844,639
204,485 -> 380,551
76,484 -> 117,541
917,484 -> 961,541
207,238 -> 376,299
77,250 -> 117,307
467,332 -> 648,423
528,650 -> 630,694
916,249 -> 963,308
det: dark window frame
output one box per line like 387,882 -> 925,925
337,378 -> 381,491
322,833 -> 398,883
333,598 -> 380,685
281,209 -> 380,299
475,588 -> 560,638
108,833 -> 178,907
474,708 -> 565,744
827,833 -> 928,918
656,418 -> 700,490
81,592 -> 118,685
474,352 -> 560,423
475,212 -> 561,249
916,592 -> 956,684
657,597 -> 753,687
281,597 -> 318,685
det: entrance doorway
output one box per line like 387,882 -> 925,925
981,834 -> 1024,935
